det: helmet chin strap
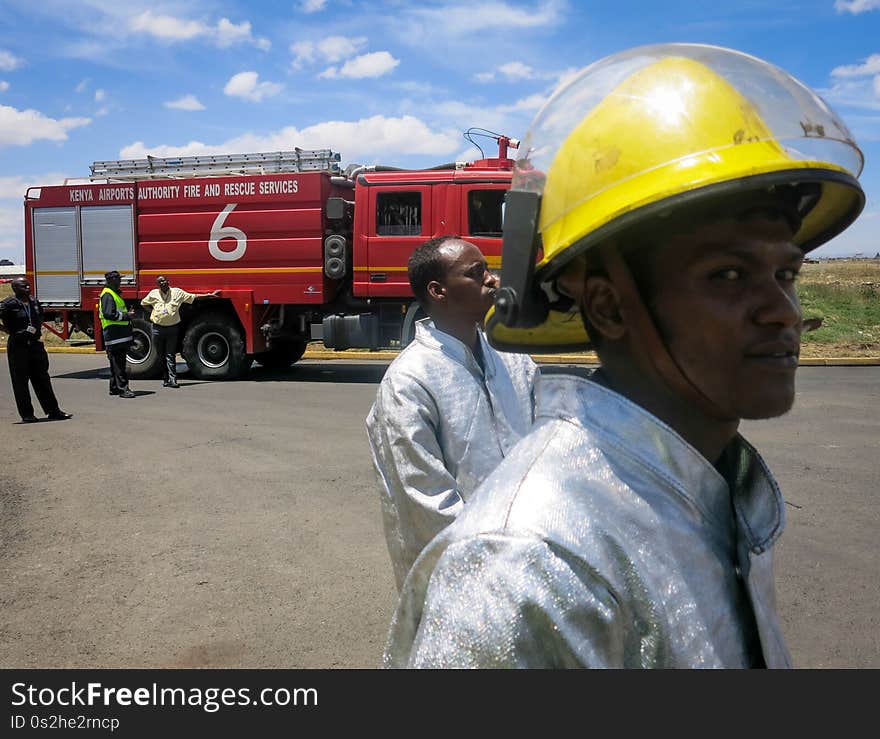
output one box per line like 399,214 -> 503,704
600,246 -> 739,423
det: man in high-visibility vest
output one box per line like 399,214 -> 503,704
99,270 -> 136,398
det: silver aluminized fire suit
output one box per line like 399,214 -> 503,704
366,318 -> 538,590
385,373 -> 792,668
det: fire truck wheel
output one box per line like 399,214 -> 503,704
126,316 -> 164,379
181,313 -> 248,380
254,338 -> 308,369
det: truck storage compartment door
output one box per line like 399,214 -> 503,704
32,207 -> 80,306
81,205 -> 136,286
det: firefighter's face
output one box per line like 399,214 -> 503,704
11,278 -> 30,299
639,215 -> 804,420
434,241 -> 499,325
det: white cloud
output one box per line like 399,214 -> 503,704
299,0 -> 328,11
290,41 -> 315,67
0,81 -> 8,93
0,104 -> 90,147
75,79 -> 89,93
223,72 -> 283,102
427,99 -> 515,136
405,85 -> 561,149
320,36 -> 368,63
94,88 -> 106,102
821,79 -> 880,112
216,18 -> 253,46
475,61 -> 575,84
215,18 -> 270,50
551,66 -> 582,93
834,0 -> 880,13
0,202 -> 25,262
0,172 -> 70,260
321,51 -> 400,79
399,0 -> 562,42
129,11 -> 205,41
0,172 -> 67,198
499,93 -> 547,113
291,36 -> 367,68
875,76 -> 880,97
392,80 -> 451,98
120,115 -> 459,163
164,94 -> 206,111
0,50 -> 23,72
831,54 -> 880,77
447,68 -> 576,144
476,61 -> 538,82
128,11 -> 270,50
497,61 -> 537,80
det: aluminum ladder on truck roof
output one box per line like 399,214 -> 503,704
89,149 -> 342,180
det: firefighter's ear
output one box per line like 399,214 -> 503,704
582,274 -> 625,341
426,280 -> 446,303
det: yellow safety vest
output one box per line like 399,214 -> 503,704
98,287 -> 130,330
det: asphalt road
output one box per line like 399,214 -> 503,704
0,355 -> 877,668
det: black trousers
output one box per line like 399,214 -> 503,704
151,323 -> 179,384
106,344 -> 130,393
6,337 -> 60,419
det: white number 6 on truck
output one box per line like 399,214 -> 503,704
209,203 -> 247,261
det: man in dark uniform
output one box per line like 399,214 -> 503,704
0,277 -> 72,423
99,270 -> 136,398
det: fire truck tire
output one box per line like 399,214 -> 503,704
254,338 -> 308,369
181,313 -> 248,380
126,316 -> 164,379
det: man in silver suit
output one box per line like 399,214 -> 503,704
384,45 -> 865,667
366,235 -> 538,591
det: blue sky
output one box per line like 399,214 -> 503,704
1,0 -> 878,263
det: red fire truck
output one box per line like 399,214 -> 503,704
24,134 -> 516,380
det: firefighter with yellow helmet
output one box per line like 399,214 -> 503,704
385,44 -> 865,668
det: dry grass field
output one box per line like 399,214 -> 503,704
799,259 -> 880,357
2,258 -> 879,357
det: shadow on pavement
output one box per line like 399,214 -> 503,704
250,362 -> 389,384
55,362 -> 389,385
54,363 -> 212,387
53,367 -> 109,380
156,381 -> 213,389
115,390 -> 156,398
54,361 -> 592,385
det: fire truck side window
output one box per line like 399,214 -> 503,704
376,192 -> 422,236
467,190 -> 505,237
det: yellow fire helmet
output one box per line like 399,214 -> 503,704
488,43 -> 865,352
